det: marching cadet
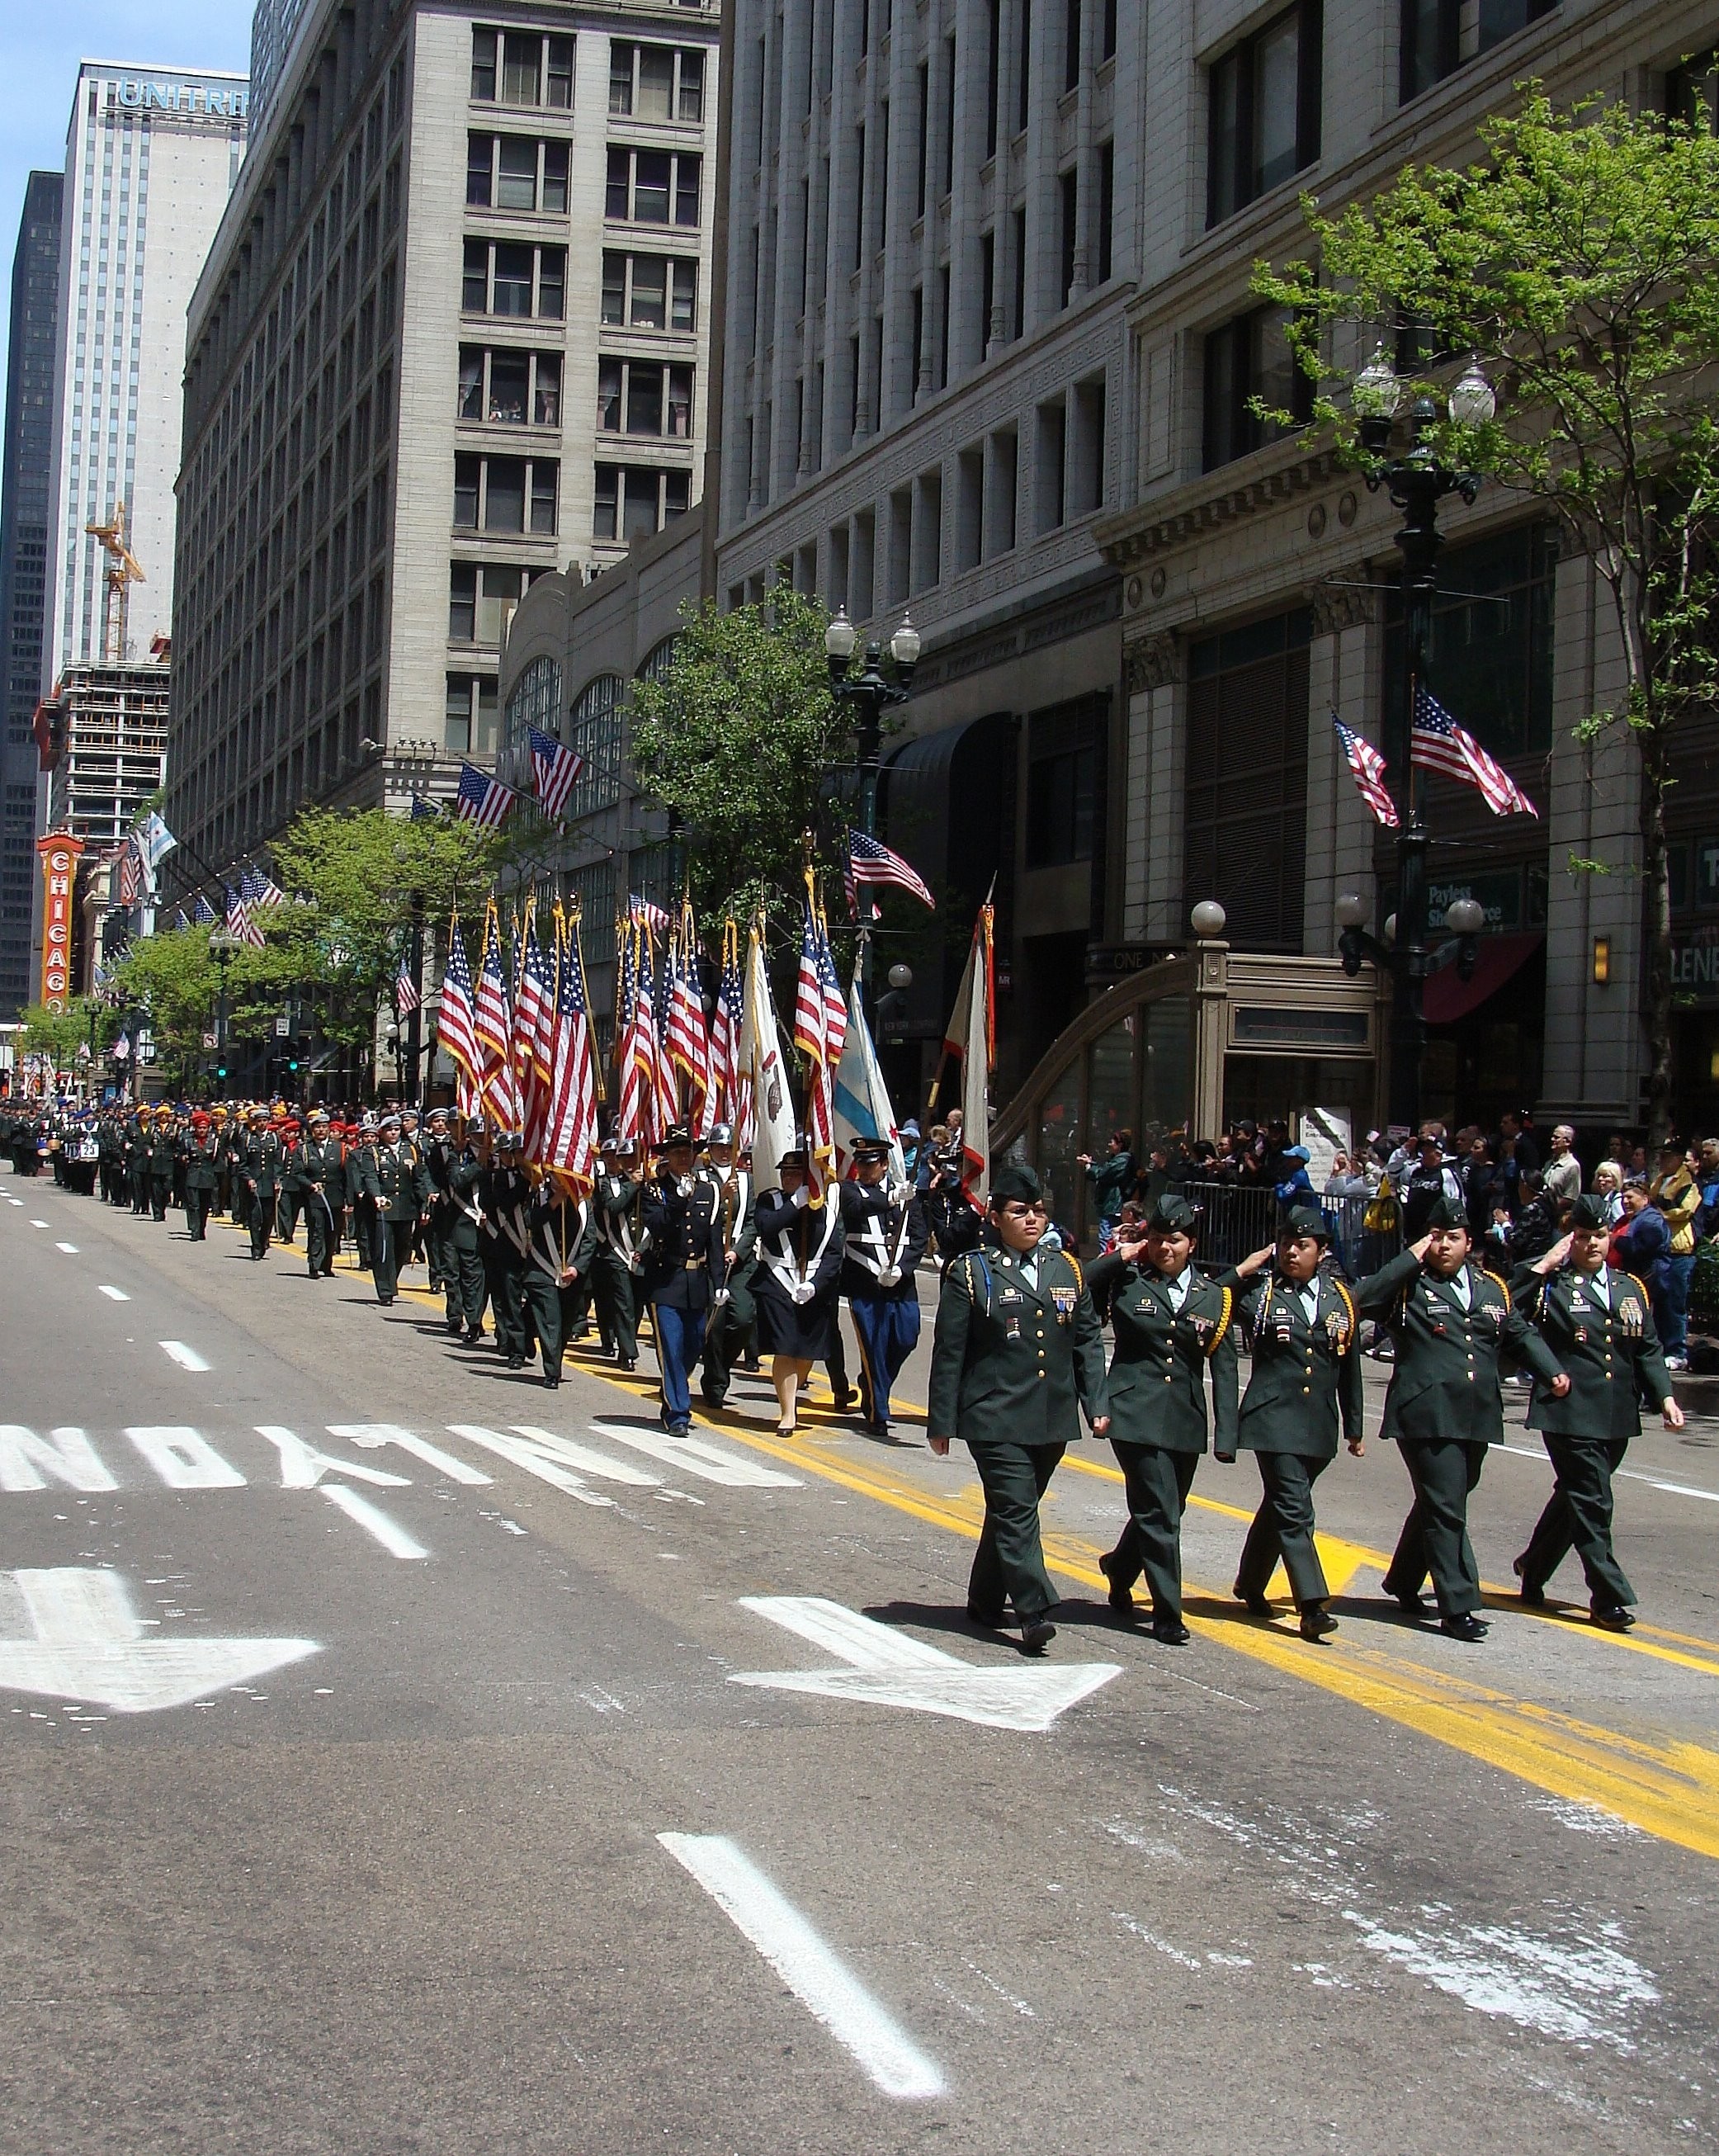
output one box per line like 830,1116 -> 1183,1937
590,1136 -> 645,1370
1510,1193 -> 1684,1629
422,1107 -> 456,1298
700,1123 -> 758,1409
183,1109 -> 223,1241
398,1108 -> 427,1269
838,1138 -> 928,1440
359,1110 -> 427,1306
522,1172 -> 600,1387
347,1115 -> 379,1270
299,1109 -> 344,1279
224,1110 -> 251,1235
928,1162 -> 1109,1652
99,1110 -> 125,1204
127,1104 -> 150,1213
479,1131 -> 533,1366
753,1137 -> 847,1435
1353,1195 -> 1568,1638
641,1124 -> 722,1435
1088,1193 -> 1239,1645
239,1105 -> 284,1259
276,1116 -> 307,1245
438,1116 -> 489,1342
1221,1205 -> 1366,1642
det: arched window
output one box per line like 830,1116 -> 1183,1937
503,654 -> 562,752
565,672 -> 625,816
636,634 -> 680,683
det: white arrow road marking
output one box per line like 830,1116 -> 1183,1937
445,1423 -> 650,1507
0,1569 -> 317,1714
254,1426 -> 411,1490
588,1420 -> 802,1489
98,1284 -> 129,1301
55,1241 -> 77,1254
0,1426 -> 117,1493
730,1597 -> 1122,1733
659,1833 -> 946,2102
159,1340 -> 210,1372
327,1424 -> 494,1484
319,1483 -> 427,1559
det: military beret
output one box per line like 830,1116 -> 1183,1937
1147,1194 -> 1199,1234
1281,1203 -> 1330,1241
990,1162 -> 1042,1207
1569,1194 -> 1611,1231
1423,1194 -> 1470,1231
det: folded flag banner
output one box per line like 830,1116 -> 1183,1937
1331,712 -> 1400,830
1411,688 -> 1538,818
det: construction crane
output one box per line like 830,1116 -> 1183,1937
85,501 -> 146,664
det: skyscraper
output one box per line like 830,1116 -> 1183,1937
0,173 -> 64,1018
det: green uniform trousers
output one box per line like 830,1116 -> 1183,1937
371,1217 -> 407,1301
305,1190 -> 338,1276
1381,1438 -> 1486,1616
1235,1452 -> 1329,1608
185,1189 -> 213,1241
701,1276 -> 757,1404
446,1244 -> 487,1333
1106,1443 -> 1201,1622
966,1440 -> 1065,1624
1520,1435 -> 1635,1609
591,1248 -> 640,1364
484,1241 -> 527,1356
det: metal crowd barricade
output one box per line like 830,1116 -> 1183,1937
1177,1182 -> 1402,1281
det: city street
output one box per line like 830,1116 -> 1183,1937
2,1167 -> 1717,2153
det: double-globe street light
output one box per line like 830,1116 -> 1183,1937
824,609 -> 922,1026
1336,347 -> 1498,1129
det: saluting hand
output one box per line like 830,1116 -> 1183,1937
1533,1232 -> 1574,1275
1234,1244 -> 1275,1278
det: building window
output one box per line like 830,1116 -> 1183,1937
1184,608 -> 1311,953
1097,140 -> 1114,284
1059,170 -> 1078,308
606,147 -> 701,226
1027,699 -> 1102,867
446,672 -> 500,754
566,674 -> 625,813
1400,0 -> 1552,103
1207,2 -> 1322,226
601,251 -> 698,329
597,358 -> 696,436
453,453 -> 559,534
466,135 -> 570,214
593,464 -> 692,543
503,653 -> 563,751
1384,524 -> 1557,761
609,44 -> 706,123
1669,50 -> 1719,127
1202,305 -> 1311,470
450,561 -> 545,644
457,346 -> 561,425
462,239 -> 566,317
638,634 -> 680,683
471,28 -> 575,109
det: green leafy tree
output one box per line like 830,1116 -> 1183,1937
106,929 -> 221,1090
1254,88 -> 1719,1140
18,998 -> 116,1071
630,591 -> 861,924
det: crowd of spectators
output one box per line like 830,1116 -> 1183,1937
1075,1114 -> 1719,1373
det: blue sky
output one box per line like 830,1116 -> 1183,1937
0,4 -> 252,305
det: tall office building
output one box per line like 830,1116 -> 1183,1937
167,0 -> 720,882
252,0 -> 315,135
44,63 -> 249,683
0,173 -> 64,1017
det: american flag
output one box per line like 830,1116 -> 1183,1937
847,829 -> 935,909
708,917 -> 747,1127
455,762 -> 517,830
395,948 -> 421,1015
529,727 -> 584,821
410,794 -> 440,823
1331,713 -> 1400,830
793,887 -> 845,1156
664,905 -> 711,1130
631,924 -> 667,1142
192,892 -> 217,924
1411,688 -> 1538,818
543,912 -> 598,1194
630,892 -> 672,935
612,915 -> 644,1142
245,864 -> 285,910
118,848 -> 141,905
435,915 -> 482,1100
172,906 -> 190,932
513,912 -> 554,1156
475,904 -> 521,1125
226,882 -> 264,948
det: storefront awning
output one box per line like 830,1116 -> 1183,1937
1424,929 -> 1545,1026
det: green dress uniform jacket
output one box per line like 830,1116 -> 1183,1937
1509,1259 -> 1675,1613
358,1142 -> 427,1303
591,1171 -> 645,1365
1355,1246 -> 1565,1619
521,1185 -> 602,1378
929,1235 -> 1109,1625
701,1164 -> 760,1407
1086,1256 -> 1239,1453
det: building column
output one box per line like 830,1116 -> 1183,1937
1304,584 -> 1381,955
1540,550 -> 1642,1125
1120,626 -> 1183,943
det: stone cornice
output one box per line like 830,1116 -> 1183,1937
1096,447 -> 1344,569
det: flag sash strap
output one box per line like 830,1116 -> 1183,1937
846,1203 -> 914,1279
759,1197 -> 840,1298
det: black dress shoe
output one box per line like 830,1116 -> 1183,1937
1097,1549 -> 1136,1616
542,1373 -> 560,1389
1298,1605 -> 1339,1642
1389,1587 -> 1429,1615
1019,1617 -> 1057,1654
1151,1615 -> 1192,1646
1236,1586 -> 1274,1618
506,1353 -> 524,1369
1513,1554 -> 1547,1606
1591,1602 -> 1636,1631
1440,1612 -> 1489,1642
831,1388 -> 856,1412
966,1601 -> 1004,1629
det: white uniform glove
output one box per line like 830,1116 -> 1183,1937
791,1279 -> 815,1304
790,1184 -> 810,1209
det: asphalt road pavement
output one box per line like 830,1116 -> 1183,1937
2,1164 -> 1718,2154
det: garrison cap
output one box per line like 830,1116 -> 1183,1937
1569,1194 -> 1612,1231
1281,1203 -> 1331,1242
1146,1194 -> 1199,1234
989,1162 -> 1042,1207
1423,1194 -> 1469,1231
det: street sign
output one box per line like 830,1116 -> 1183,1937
729,1596 -> 1122,1732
